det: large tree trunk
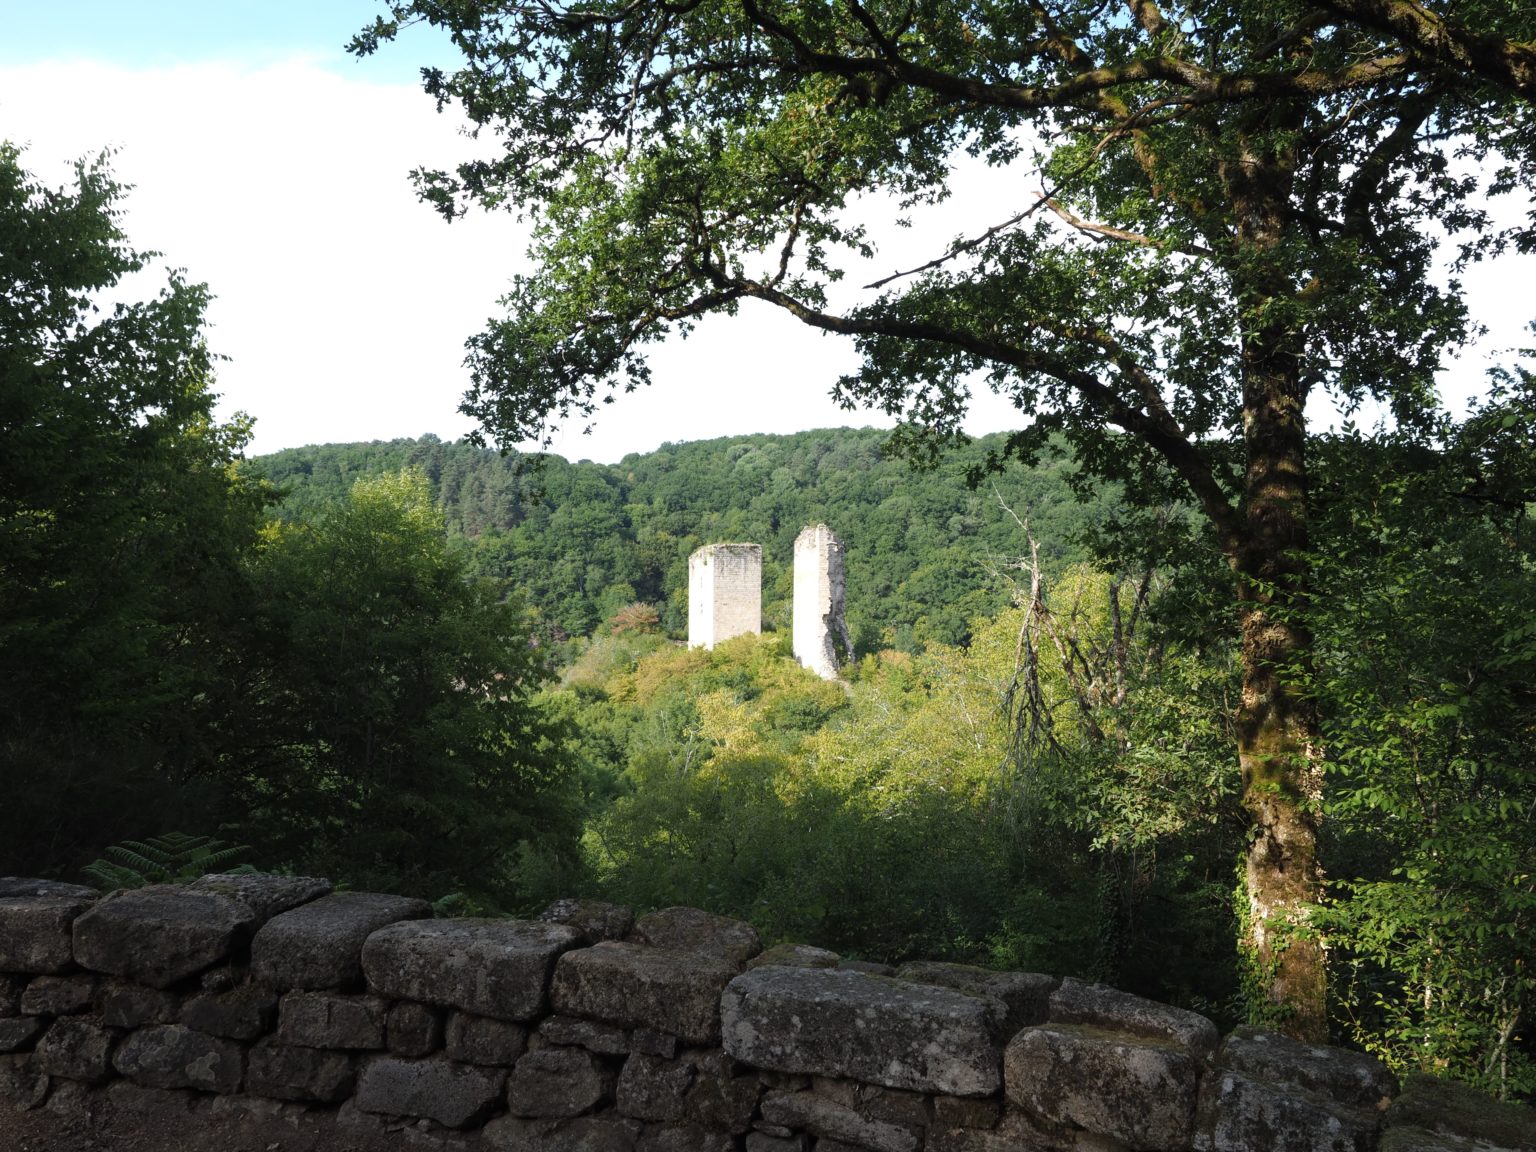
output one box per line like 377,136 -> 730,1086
1224,127 -> 1328,1043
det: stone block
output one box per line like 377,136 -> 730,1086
278,990 -> 387,1049
98,980 -> 181,1029
388,1001 -> 443,1057
1194,1065 -> 1385,1152
1048,978 -> 1219,1058
33,1017 -> 116,1082
0,1052 -> 50,1108
932,1095 -> 1000,1130
632,906 -> 762,966
722,966 -> 1001,1097
540,1013 -> 631,1055
1216,1027 -> 1396,1109
354,1054 -> 507,1129
0,1016 -> 45,1053
0,973 -> 22,1015
482,1113 -> 643,1152
0,879 -> 97,900
551,941 -> 738,1045
362,918 -> 582,1021
506,1045 -> 612,1117
72,886 -> 257,989
1193,1025 -> 1398,1152
251,890 -> 431,990
183,873 -> 331,921
633,1028 -> 679,1059
112,1023 -> 244,1093
859,1085 -> 932,1130
747,1134 -> 808,1152
638,1122 -> 736,1152
180,983 -> 277,1039
748,944 -> 842,971
618,1051 -> 694,1121
446,1011 -> 527,1065
1383,1072 -> 1536,1151
896,963 -> 1058,1037
0,895 -> 92,974
20,974 -> 96,1015
760,1089 -> 921,1152
688,1049 -> 761,1134
540,898 -> 636,943
838,961 -> 894,976
1005,1022 -> 1200,1150
246,1037 -> 357,1103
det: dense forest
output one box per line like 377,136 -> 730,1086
250,429 -> 1119,649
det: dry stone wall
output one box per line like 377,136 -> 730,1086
2,874 -> 1532,1152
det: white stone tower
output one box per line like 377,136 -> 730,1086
793,524 -> 851,680
687,543 -> 762,649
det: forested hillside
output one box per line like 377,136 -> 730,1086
250,429 -> 1121,649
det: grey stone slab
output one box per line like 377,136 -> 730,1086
20,974 -> 96,1016
354,1054 -> 507,1129
896,962 -> 1058,1036
0,879 -> 97,900
246,1037 -> 357,1104
362,918 -> 582,1021
722,966 -> 1001,1097
551,941 -> 738,1045
72,886 -> 256,989
0,1016 -> 45,1053
446,1011 -> 527,1065
180,984 -> 277,1040
1048,977 -> 1219,1058
506,1045 -> 612,1117
638,1122 -> 736,1152
183,873 -> 331,921
1384,1073 -> 1536,1151
747,944 -> 841,971
0,973 -> 21,1015
539,1013 -> 631,1055
540,898 -> 636,943
33,1017 -> 116,1083
98,980 -> 181,1028
482,1114 -> 643,1152
618,1051 -> 694,1121
386,1000 -> 442,1057
759,1090 -> 921,1152
0,895 -> 92,974
113,1023 -> 244,1093
277,990 -> 387,1049
1194,1065 -> 1385,1152
632,907 -> 762,966
687,1049 -> 760,1135
1005,1022 -> 1200,1150
251,890 -> 431,990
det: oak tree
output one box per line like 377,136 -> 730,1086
354,0 -> 1536,1036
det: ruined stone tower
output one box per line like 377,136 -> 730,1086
687,543 -> 762,649
793,524 -> 852,680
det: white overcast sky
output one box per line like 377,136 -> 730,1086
2,1 -> 1531,462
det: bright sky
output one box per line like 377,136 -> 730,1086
2,2 -> 1531,462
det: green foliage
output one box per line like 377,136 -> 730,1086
81,833 -> 256,891
1309,416 -> 1536,1100
227,468 -> 585,910
0,144 -> 269,877
249,429 -> 1108,650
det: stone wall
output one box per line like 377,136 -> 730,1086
792,525 -> 851,681
688,544 -> 762,650
2,875 -> 1531,1152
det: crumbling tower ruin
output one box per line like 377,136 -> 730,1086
687,543 -> 762,649
793,524 -> 852,680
